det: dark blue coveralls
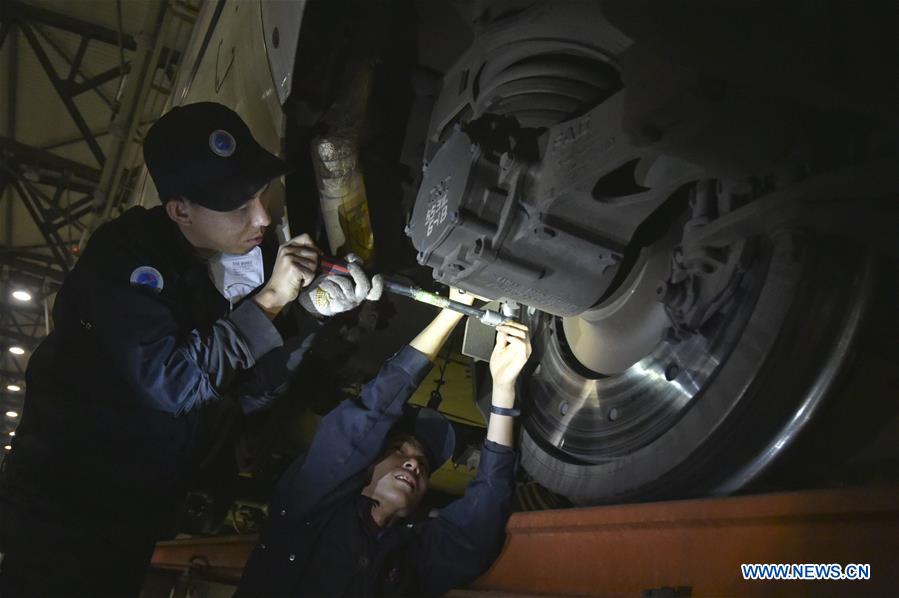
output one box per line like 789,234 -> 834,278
0,205 -> 316,596
237,345 -> 516,597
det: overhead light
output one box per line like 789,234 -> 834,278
8,431 -> 15,437
3,445 -> 10,451
7,384 -> 21,392
5,411 -> 18,419
8,347 -> 25,355
11,290 -> 32,302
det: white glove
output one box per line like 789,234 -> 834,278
298,253 -> 383,317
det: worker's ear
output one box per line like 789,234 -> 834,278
165,197 -> 192,226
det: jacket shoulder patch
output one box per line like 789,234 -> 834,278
130,266 -> 165,293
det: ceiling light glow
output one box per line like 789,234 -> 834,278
8,347 -> 25,355
11,290 -> 32,302
5,411 -> 18,418
6,384 -> 21,392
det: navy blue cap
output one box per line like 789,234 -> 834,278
397,407 -> 456,471
143,102 -> 290,212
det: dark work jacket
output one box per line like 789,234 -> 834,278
0,206 -> 316,554
237,346 -> 516,598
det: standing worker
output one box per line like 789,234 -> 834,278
237,290 -> 531,597
0,102 -> 381,597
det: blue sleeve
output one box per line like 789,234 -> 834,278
232,333 -> 315,414
276,346 -> 433,514
419,440 -> 516,597
86,266 -> 283,416
232,309 -> 321,414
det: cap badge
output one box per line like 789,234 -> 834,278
209,129 -> 236,157
130,266 -> 165,293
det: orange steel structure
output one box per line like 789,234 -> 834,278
151,485 -> 899,595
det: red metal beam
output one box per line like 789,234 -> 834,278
152,534 -> 255,585
476,484 -> 899,596
151,485 -> 899,595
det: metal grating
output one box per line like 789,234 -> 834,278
0,0 -> 201,438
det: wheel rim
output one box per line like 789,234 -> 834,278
520,234 -> 875,503
523,240 -> 768,464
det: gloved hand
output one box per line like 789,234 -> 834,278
298,253 -> 383,317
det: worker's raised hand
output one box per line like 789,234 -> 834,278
298,253 -> 382,317
448,287 -> 475,306
255,234 -> 321,318
489,321 -> 532,392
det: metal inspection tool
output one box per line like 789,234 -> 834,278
319,256 -> 508,327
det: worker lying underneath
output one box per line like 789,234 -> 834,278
237,291 -> 531,597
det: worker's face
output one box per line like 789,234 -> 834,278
166,186 -> 272,255
362,437 -> 431,518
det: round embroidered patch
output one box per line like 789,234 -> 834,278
130,266 -> 164,293
209,129 -> 236,157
